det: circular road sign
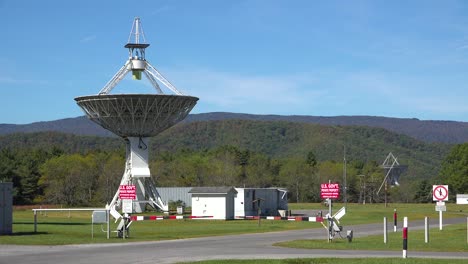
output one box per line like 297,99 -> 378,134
433,185 -> 448,201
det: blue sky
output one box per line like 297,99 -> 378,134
1,0 -> 468,124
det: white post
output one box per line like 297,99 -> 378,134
403,217 -> 408,259
384,217 -> 387,244
439,210 -> 443,231
107,209 -> 110,240
33,210 -> 37,233
327,179 -> 333,243
424,217 -> 429,243
123,214 -> 126,240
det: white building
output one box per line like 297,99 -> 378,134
234,188 -> 288,217
456,194 -> 468,204
189,187 -> 237,220
188,187 -> 288,220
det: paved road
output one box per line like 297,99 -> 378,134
1,218 -> 467,264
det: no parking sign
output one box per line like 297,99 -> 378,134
432,185 -> 448,201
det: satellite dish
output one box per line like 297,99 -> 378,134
75,17 -> 198,235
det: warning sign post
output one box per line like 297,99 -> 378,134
321,183 -> 340,199
321,181 -> 341,242
119,185 -> 136,200
432,185 -> 449,231
119,185 -> 136,214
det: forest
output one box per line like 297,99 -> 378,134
0,119 -> 466,206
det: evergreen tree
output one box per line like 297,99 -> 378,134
413,179 -> 433,203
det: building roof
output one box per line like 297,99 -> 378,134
188,186 -> 237,194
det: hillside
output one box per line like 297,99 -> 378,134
187,112 -> 468,144
155,120 -> 450,179
1,112 -> 467,143
0,116 -> 114,137
0,119 -> 451,181
0,131 -> 123,154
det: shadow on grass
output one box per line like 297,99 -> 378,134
14,222 -> 89,226
8,231 -> 49,236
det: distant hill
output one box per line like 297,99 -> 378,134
1,112 -> 467,143
186,113 -> 468,144
0,116 -> 114,137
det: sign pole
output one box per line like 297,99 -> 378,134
326,181 -> 331,242
321,180 -> 340,242
328,198 -> 332,242
439,210 -> 443,231
107,209 -> 110,240
432,185 -> 448,231
33,210 -> 37,233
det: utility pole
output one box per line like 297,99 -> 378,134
343,146 -> 347,208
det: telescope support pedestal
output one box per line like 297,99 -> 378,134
108,137 -> 168,222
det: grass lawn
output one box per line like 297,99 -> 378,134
2,203 -> 467,245
3,209 -> 315,245
275,223 -> 468,252
289,202 -> 468,225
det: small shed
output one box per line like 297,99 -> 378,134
0,182 -> 13,235
235,188 -> 288,217
156,187 -> 192,207
189,187 -> 237,220
456,194 -> 468,204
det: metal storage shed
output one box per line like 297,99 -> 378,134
0,183 -> 13,235
156,187 -> 192,207
235,188 -> 288,217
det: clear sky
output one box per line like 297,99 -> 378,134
1,0 -> 468,124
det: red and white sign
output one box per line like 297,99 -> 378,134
432,185 -> 448,201
321,183 -> 340,199
119,185 -> 136,200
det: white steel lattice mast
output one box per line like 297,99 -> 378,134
75,17 -> 198,237
377,152 -> 408,208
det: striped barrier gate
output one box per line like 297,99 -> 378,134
130,215 -> 323,222
235,216 -> 324,222
130,215 -> 213,221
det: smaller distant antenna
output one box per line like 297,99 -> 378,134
378,152 -> 399,194
377,152 -> 408,207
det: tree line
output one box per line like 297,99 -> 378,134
1,143 -> 466,206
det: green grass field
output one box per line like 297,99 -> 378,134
4,209 -> 315,245
275,222 -> 468,252
289,202 -> 468,224
2,203 -> 467,247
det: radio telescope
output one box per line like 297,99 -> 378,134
379,152 -> 407,188
377,152 -> 407,207
75,17 -> 198,233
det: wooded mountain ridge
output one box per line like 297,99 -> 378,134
0,119 -> 451,182
1,112 -> 467,143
